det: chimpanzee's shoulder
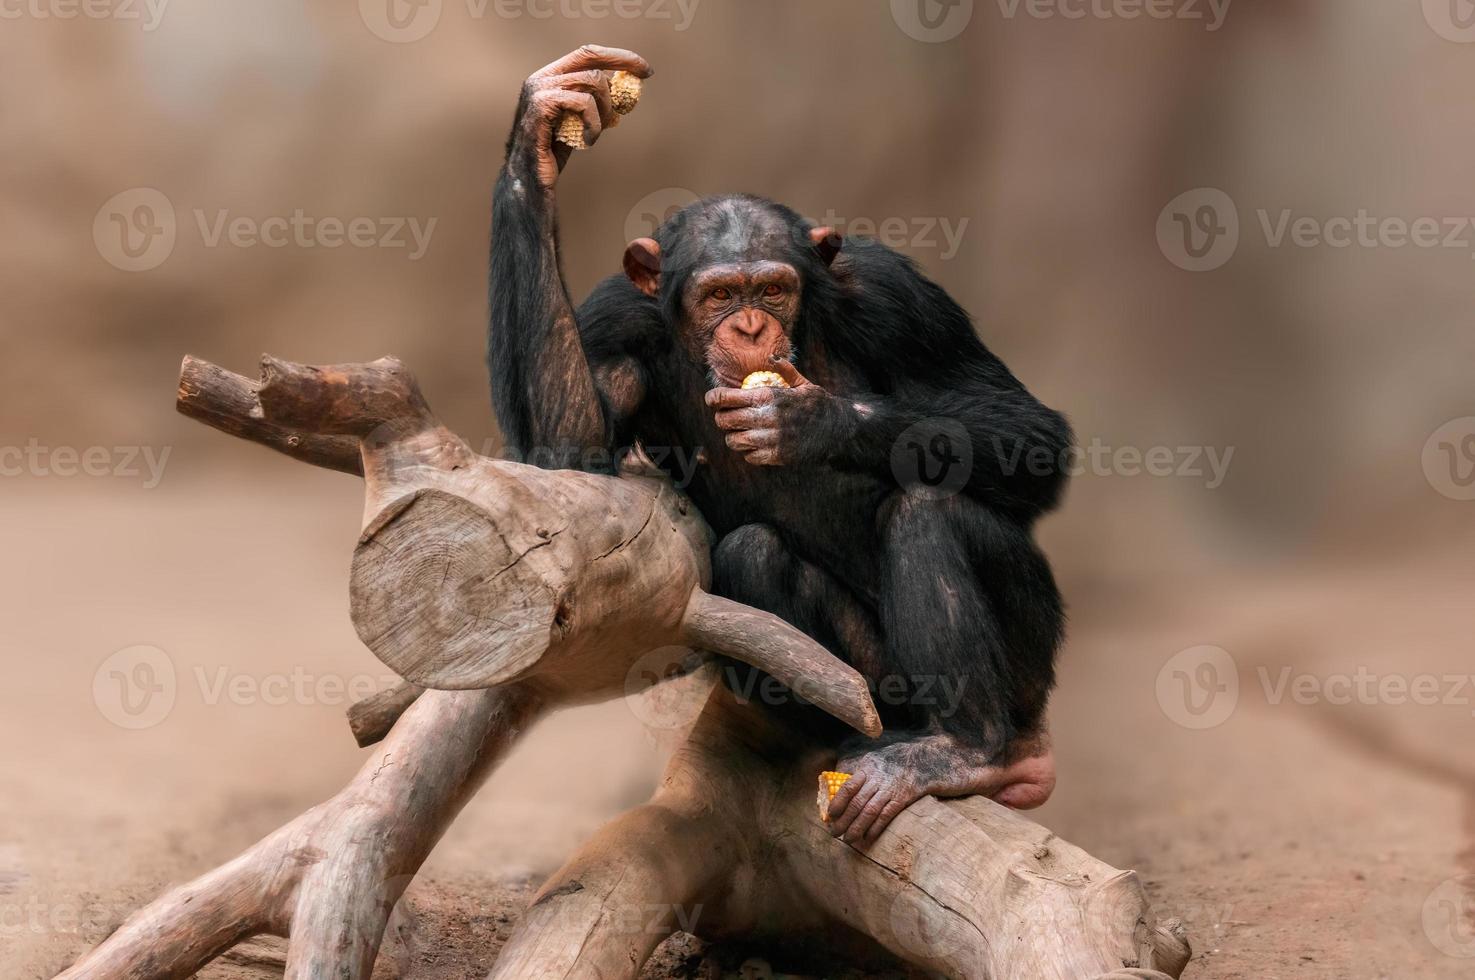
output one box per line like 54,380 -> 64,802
577,274 -> 665,359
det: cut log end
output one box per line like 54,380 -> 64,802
350,489 -> 556,690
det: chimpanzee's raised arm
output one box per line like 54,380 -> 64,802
487,46 -> 652,463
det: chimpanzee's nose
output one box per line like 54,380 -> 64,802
732,308 -> 768,339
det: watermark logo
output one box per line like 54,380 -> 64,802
994,0 -> 1231,31
1157,188 -> 1239,272
0,440 -> 171,487
362,0 -> 699,42
359,0 -> 442,42
1423,418 -> 1475,501
891,418 -> 973,500
807,208 -> 970,261
93,188 -> 176,272
93,190 -> 438,272
891,0 -> 974,42
1424,0 -> 1475,43
622,646 -> 711,732
1156,645 -> 1238,729
1162,189 -> 1475,270
471,0 -> 701,30
624,185 -> 700,263
93,645 -> 176,730
0,0 -> 170,31
1423,874 -> 1475,957
1259,666 -> 1475,715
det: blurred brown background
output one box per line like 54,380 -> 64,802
3,1 -> 1473,977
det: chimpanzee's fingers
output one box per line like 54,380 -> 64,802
770,360 -> 813,388
713,406 -> 772,431
743,448 -> 783,467
831,780 -> 882,839
863,797 -> 909,843
828,769 -> 866,823
534,45 -> 653,80
544,70 -> 616,130
724,429 -> 776,454
844,788 -> 894,843
704,387 -> 775,410
532,90 -> 602,146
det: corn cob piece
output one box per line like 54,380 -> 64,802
817,770 -> 852,822
741,371 -> 790,390
555,70 -> 642,150
609,70 -> 642,114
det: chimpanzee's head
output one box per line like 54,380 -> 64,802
622,195 -> 842,388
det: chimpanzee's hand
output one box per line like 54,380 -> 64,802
705,363 -> 856,467
507,45 -> 653,190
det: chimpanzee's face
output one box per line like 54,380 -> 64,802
683,259 -> 801,388
621,198 -> 839,393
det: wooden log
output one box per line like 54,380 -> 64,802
176,355 -> 362,475
59,353 -> 1188,980
56,686 -> 543,980
490,690 -> 1192,980
345,680 -> 423,747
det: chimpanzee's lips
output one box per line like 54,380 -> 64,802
705,339 -> 794,389
713,356 -> 791,390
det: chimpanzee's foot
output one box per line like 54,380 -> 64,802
987,741 -> 1055,811
827,740 -> 934,845
827,733 -> 1055,846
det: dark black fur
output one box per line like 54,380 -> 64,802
490,188 -> 1071,765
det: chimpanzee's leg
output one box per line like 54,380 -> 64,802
827,493 -> 1063,844
711,523 -> 886,718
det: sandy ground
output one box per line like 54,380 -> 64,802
2,469 -> 1473,979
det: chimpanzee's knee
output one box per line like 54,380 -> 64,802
711,523 -> 791,604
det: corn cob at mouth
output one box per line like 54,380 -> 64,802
741,371 -> 790,390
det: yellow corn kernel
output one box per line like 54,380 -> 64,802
741,371 -> 789,390
817,770 -> 852,822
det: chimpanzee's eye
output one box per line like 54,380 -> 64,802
711,287 -> 731,301
763,284 -> 783,298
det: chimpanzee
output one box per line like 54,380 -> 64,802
489,46 -> 1071,844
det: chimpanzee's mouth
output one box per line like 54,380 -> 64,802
706,347 -> 795,390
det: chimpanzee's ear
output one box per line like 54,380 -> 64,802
809,226 -> 843,267
623,238 -> 662,297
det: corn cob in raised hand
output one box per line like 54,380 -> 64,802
555,70 -> 642,150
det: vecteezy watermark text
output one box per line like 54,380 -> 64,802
359,0 -> 700,43
1159,187 -> 1475,272
94,188 -> 437,272
0,0 -> 168,30
93,645 -> 403,730
1,440 -> 170,488
809,209 -> 970,261
1157,645 -> 1475,730
994,0 -> 1231,30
